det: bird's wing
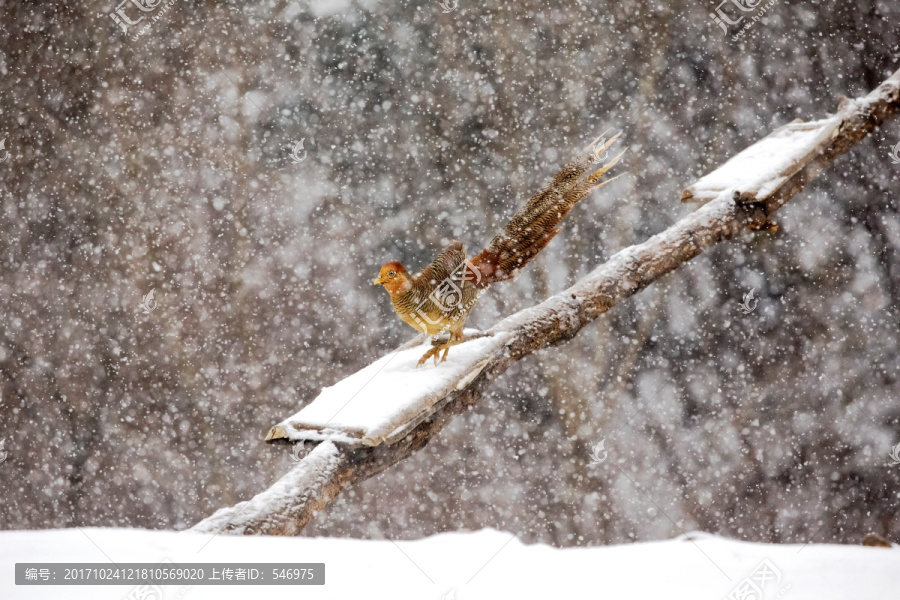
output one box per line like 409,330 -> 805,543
470,132 -> 624,286
419,240 -> 468,286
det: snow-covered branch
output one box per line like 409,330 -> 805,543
190,67 -> 900,536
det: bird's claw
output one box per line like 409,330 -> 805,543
416,345 -> 449,367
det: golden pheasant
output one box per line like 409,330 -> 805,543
374,132 -> 624,366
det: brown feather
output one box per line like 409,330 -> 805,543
470,132 -> 624,285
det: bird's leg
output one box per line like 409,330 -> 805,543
416,335 -> 445,367
416,330 -> 465,367
438,329 -> 466,363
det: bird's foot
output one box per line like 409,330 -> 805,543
416,344 -> 450,367
416,331 -> 464,367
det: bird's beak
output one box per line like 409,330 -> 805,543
372,278 -> 383,286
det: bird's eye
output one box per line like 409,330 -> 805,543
388,270 -> 396,277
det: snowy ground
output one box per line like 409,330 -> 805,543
2,528 -> 898,599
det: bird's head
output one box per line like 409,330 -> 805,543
373,261 -> 411,295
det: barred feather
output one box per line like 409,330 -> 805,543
470,132 -> 624,284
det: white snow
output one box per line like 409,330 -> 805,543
309,0 -> 352,17
682,117 -> 842,203
193,441 -> 345,536
271,330 -> 512,446
2,528 -> 898,599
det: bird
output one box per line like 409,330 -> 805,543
373,132 -> 624,367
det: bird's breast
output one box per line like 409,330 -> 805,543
390,282 -> 482,334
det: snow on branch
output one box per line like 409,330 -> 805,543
190,68 -> 900,536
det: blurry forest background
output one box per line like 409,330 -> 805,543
1,0 -> 899,546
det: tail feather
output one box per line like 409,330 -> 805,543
471,132 -> 624,285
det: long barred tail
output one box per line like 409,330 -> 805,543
471,132 -> 625,285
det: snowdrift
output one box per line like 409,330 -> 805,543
2,527 -> 898,599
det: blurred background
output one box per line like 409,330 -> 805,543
0,0 -> 899,545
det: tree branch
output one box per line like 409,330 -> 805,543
190,68 -> 900,536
